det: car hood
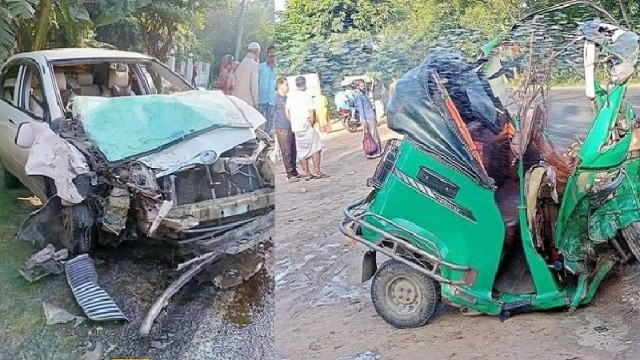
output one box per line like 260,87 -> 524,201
70,90 -> 265,167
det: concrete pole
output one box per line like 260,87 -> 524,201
234,0 -> 248,60
167,49 -> 176,72
187,53 -> 194,85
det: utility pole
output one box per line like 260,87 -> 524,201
234,0 -> 248,60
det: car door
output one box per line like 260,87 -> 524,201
0,63 -> 28,179
0,60 -> 51,199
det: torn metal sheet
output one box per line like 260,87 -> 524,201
136,127 -> 255,172
19,244 -> 68,282
164,189 -> 275,226
148,200 -> 173,236
42,302 -> 86,326
25,121 -> 90,204
181,211 -> 275,257
100,187 -> 130,235
65,254 -> 128,322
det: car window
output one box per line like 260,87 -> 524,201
21,64 -> 48,119
0,65 -> 19,105
140,62 -> 190,95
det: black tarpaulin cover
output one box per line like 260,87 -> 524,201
387,52 -> 503,187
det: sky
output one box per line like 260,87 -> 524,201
275,0 -> 285,12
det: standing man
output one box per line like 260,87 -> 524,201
354,79 -> 382,158
274,77 -> 300,182
234,42 -> 261,109
259,45 -> 276,136
191,62 -> 199,87
285,76 -> 327,180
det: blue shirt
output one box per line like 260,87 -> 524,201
334,91 -> 349,110
355,90 -> 376,122
258,62 -> 276,106
274,93 -> 290,130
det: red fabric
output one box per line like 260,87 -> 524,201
217,61 -> 237,95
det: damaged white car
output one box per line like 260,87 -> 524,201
0,49 -> 275,256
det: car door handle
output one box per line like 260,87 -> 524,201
8,118 -> 15,125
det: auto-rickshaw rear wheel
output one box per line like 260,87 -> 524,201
371,259 -> 440,328
621,222 -> 640,262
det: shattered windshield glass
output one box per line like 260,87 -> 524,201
71,90 -> 254,163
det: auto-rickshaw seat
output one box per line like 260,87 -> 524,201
495,179 -> 520,245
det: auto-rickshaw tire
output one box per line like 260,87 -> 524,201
371,259 -> 440,329
621,222 -> 640,262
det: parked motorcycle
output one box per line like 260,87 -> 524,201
340,108 -> 361,133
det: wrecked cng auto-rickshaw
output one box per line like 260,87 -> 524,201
340,0 -> 640,328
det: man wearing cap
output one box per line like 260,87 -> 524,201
234,42 -> 261,109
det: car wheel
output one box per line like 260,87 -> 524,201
61,202 -> 96,255
622,222 -> 640,261
1,162 -> 21,189
371,259 -> 440,329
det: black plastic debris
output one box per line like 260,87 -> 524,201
65,254 -> 128,322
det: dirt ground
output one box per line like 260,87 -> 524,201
0,185 -> 274,360
274,117 -> 640,360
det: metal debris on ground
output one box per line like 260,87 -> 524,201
42,302 -> 85,326
139,211 -> 275,337
19,244 -> 68,282
83,341 -> 104,360
336,351 -> 382,360
65,254 -> 128,322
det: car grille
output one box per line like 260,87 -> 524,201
161,163 -> 263,206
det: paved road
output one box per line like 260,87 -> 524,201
275,88 -> 640,360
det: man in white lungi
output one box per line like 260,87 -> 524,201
285,76 -> 328,180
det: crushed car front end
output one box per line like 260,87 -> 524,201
17,90 -> 275,257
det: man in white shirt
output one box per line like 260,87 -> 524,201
285,76 -> 327,179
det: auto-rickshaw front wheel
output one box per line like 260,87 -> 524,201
371,259 -> 441,328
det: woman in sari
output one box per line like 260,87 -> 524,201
217,54 -> 236,95
315,92 -> 331,133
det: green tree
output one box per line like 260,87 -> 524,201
0,0 -> 149,63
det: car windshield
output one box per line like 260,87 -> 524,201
51,59 -> 191,109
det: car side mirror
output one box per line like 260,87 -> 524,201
15,122 -> 35,149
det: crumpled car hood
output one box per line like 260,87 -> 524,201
70,90 -> 265,166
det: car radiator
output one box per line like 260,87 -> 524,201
161,163 -> 263,206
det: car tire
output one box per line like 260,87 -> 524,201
1,162 -> 21,189
61,202 -> 95,255
622,222 -> 640,262
371,259 -> 440,329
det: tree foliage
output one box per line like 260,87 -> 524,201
277,0 -> 640,95
0,0 -> 150,63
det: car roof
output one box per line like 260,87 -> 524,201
12,48 -> 154,62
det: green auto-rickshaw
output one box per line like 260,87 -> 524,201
340,0 -> 640,328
